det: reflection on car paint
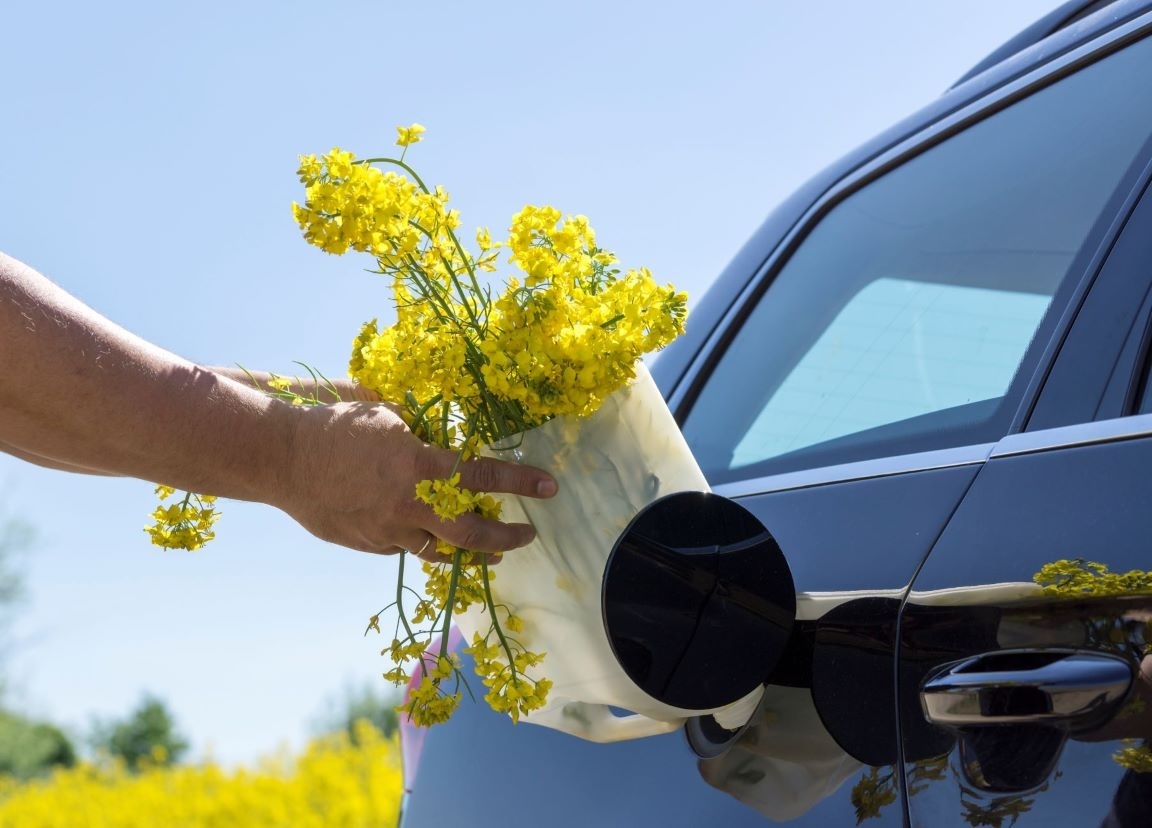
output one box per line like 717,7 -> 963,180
852,757 -> 1046,827
850,758 -> 947,823
1035,559 -> 1152,600
698,563 -> 1151,824
696,685 -> 861,821
898,564 -> 1151,826
1032,559 -> 1152,774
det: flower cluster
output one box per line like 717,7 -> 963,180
413,475 -> 501,523
295,126 -> 687,726
145,486 -> 219,551
295,139 -> 686,439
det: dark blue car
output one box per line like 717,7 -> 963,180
401,2 -> 1152,824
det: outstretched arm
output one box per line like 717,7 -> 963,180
209,365 -> 381,405
0,251 -> 555,556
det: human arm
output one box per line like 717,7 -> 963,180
208,365 -> 381,404
0,366 -> 376,475
0,251 -> 555,556
3,364 -> 375,476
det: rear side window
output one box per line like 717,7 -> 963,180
727,277 -> 1049,469
683,34 -> 1152,483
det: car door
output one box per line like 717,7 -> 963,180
896,27 -> 1152,828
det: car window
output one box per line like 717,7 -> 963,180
682,34 -> 1152,484
727,277 -> 1049,468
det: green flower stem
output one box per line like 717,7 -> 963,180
398,228 -> 484,332
479,558 -> 520,682
394,253 -> 535,441
393,242 -> 547,444
360,155 -> 489,312
406,391 -> 445,430
438,549 -> 465,660
403,221 -> 485,331
393,551 -> 427,677
399,254 -> 491,382
398,252 -> 468,326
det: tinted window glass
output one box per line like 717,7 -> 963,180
683,36 -> 1152,483
729,277 -> 1049,466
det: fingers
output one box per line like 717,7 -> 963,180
408,449 -> 554,555
395,530 -> 504,566
454,455 -> 557,500
340,510 -> 530,560
288,406 -> 556,559
380,523 -> 515,564
407,534 -> 439,563
336,521 -> 433,558
429,510 -> 537,555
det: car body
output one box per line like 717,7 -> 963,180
400,1 -> 1152,824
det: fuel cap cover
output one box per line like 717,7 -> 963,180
602,491 -> 796,712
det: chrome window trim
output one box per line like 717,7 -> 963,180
992,412 -> 1152,457
668,8 -> 1152,419
713,409 -> 1152,498
712,443 -> 996,499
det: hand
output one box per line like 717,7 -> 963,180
271,400 -> 557,559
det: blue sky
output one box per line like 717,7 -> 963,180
0,0 -> 1061,764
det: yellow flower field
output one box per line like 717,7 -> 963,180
0,722 -> 401,828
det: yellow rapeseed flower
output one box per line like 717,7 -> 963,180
395,123 -> 426,147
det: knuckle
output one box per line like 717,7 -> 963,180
465,458 -> 502,492
459,528 -> 489,553
452,517 -> 495,554
412,444 -> 451,480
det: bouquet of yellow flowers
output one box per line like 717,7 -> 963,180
149,124 -> 688,727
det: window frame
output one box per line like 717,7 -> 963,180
669,14 -> 1152,490
1026,163 -> 1152,428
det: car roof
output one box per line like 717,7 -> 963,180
951,0 -> 1135,88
